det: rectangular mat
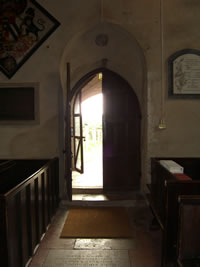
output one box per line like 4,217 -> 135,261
60,207 -> 133,238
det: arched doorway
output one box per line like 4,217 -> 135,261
60,22 -> 147,200
67,68 -> 141,199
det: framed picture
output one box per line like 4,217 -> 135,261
0,82 -> 39,124
168,49 -> 200,98
0,0 -> 60,79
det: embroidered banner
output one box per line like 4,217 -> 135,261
0,0 -> 60,78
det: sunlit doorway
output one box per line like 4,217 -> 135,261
72,74 -> 103,189
68,68 -> 141,199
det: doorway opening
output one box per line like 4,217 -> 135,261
72,73 -> 103,189
67,68 -> 141,201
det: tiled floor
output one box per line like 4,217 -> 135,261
29,196 -> 162,267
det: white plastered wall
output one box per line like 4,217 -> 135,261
0,0 -> 200,199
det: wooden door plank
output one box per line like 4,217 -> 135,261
102,70 -> 141,191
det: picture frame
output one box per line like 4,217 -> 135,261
168,49 -> 200,98
0,0 -> 60,79
0,82 -> 40,125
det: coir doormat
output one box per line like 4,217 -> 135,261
60,207 -> 133,238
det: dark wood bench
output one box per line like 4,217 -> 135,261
177,195 -> 200,267
146,158 -> 200,266
0,158 -> 59,267
0,160 -> 16,173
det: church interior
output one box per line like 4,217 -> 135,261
0,0 -> 200,266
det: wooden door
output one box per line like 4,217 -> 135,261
65,63 -> 72,200
102,70 -> 141,190
73,91 -> 84,173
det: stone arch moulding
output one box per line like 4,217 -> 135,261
60,21 -> 148,192
60,22 -> 146,105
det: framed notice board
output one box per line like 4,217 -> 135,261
168,49 -> 200,98
0,83 -> 39,123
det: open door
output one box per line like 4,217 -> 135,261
68,68 -> 141,196
65,63 -> 72,200
102,70 -> 141,191
73,91 -> 84,173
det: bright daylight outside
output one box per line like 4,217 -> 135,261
72,93 -> 103,188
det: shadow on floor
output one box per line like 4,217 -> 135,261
29,196 -> 162,267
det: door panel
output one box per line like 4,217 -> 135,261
73,91 -> 84,173
65,63 -> 72,200
102,70 -> 141,191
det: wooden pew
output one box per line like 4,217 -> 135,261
177,195 -> 200,267
0,160 -> 16,173
146,158 -> 200,266
0,158 -> 59,267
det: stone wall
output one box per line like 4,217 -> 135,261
0,0 -> 200,197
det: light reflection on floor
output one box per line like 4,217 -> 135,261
72,194 -> 109,201
29,203 -> 162,267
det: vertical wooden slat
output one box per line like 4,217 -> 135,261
17,193 -> 23,267
41,172 -> 46,233
38,175 -> 43,238
47,168 -> 51,223
30,181 -> 37,254
55,159 -> 60,207
7,197 -> 16,267
51,163 -> 56,214
50,164 -> 54,214
44,169 -> 49,229
26,184 -> 33,256
15,193 -> 23,267
48,167 -> 53,218
0,198 -> 9,267
34,177 -> 40,244
20,188 -> 30,266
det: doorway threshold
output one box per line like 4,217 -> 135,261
72,190 -> 144,202
72,188 -> 103,194
62,191 -> 146,207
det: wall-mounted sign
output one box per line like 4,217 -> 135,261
0,82 -> 39,124
168,49 -> 200,98
0,0 -> 60,79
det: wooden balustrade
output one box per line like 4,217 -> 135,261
0,158 -> 59,267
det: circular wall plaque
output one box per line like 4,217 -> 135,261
95,34 -> 109,47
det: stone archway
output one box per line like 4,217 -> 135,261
70,68 -> 141,194
59,22 -> 147,197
